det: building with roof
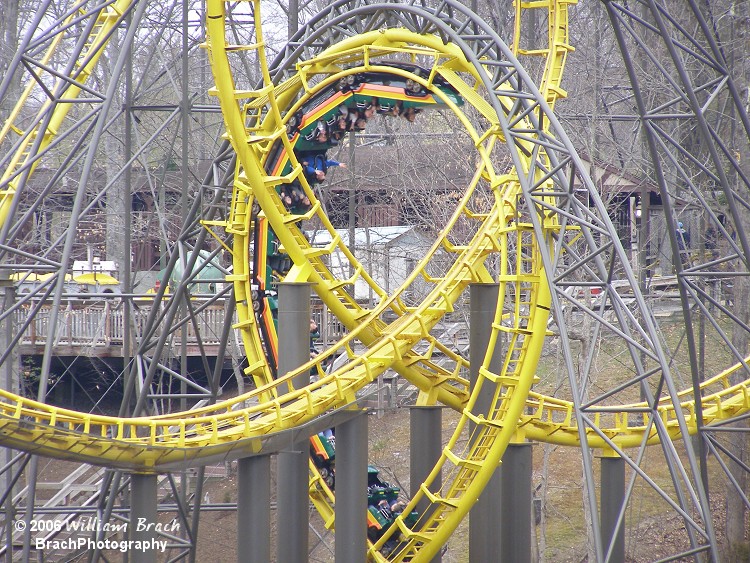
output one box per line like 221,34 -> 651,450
307,226 -> 439,303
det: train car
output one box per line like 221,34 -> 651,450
251,216 -> 280,375
286,61 -> 464,153
265,61 -> 464,191
253,61 -> 465,373
308,430 -> 420,545
366,465 -> 419,548
310,430 -> 336,489
255,62 -> 452,545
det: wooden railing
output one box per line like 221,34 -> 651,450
311,302 -> 348,347
16,300 -> 229,349
16,299 -> 347,352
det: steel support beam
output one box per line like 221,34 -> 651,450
469,283 -> 502,563
276,282 -> 311,562
500,442 -> 532,563
0,271 -> 16,562
600,454 -> 625,563
238,455 -> 271,563
278,282 -> 312,390
410,406 -> 442,563
130,473 -> 158,563
335,410 -> 368,563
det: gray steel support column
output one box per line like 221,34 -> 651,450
179,0 -> 190,417
277,449 -> 308,562
335,411 -> 368,563
277,282 -> 312,390
276,282 -> 311,562
600,454 -> 625,563
500,442 -> 532,563
130,473 -> 158,563
469,283 -> 502,563
0,271 -> 17,563
238,455 -> 271,563
410,406 -> 442,563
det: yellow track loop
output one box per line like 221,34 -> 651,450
217,29 -> 500,404
0,0 -> 133,227
209,17 -> 550,403
206,2 -> 554,559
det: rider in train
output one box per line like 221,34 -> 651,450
256,62 -> 463,371
366,465 -> 419,546
300,153 -> 348,184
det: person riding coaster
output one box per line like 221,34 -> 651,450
300,153 -> 348,184
283,61 -> 462,153
308,432 -> 419,549
366,465 -> 420,550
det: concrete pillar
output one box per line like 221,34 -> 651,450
335,411 -> 368,563
469,284 -> 503,563
276,282 -> 311,562
600,454 -> 625,563
410,406 -> 442,563
237,455 -> 271,563
130,473 -> 158,563
500,442 -> 532,563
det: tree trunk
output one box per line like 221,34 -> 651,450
0,0 -> 20,128
101,28 -> 129,277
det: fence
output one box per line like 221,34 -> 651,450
16,299 -> 345,352
16,300 -> 228,350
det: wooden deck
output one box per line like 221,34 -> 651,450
16,300 -> 229,357
15,299 -> 348,358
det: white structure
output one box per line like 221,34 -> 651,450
307,226 -> 438,303
73,258 -> 118,275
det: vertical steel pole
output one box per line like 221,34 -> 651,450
238,455 -> 271,563
277,449 -> 308,562
469,284 -> 502,562
335,411 -> 368,563
121,7 -> 133,418
500,442 -> 532,563
130,473 -> 158,563
177,5 -> 191,550
179,0 -> 190,416
410,406 -> 442,563
276,282 -> 311,562
278,282 -> 311,390
0,271 -> 17,562
600,454 -> 625,563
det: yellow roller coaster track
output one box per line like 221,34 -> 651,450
214,0 -> 580,400
1,0 -> 750,560
0,0 -> 569,462
0,0 -> 739,487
